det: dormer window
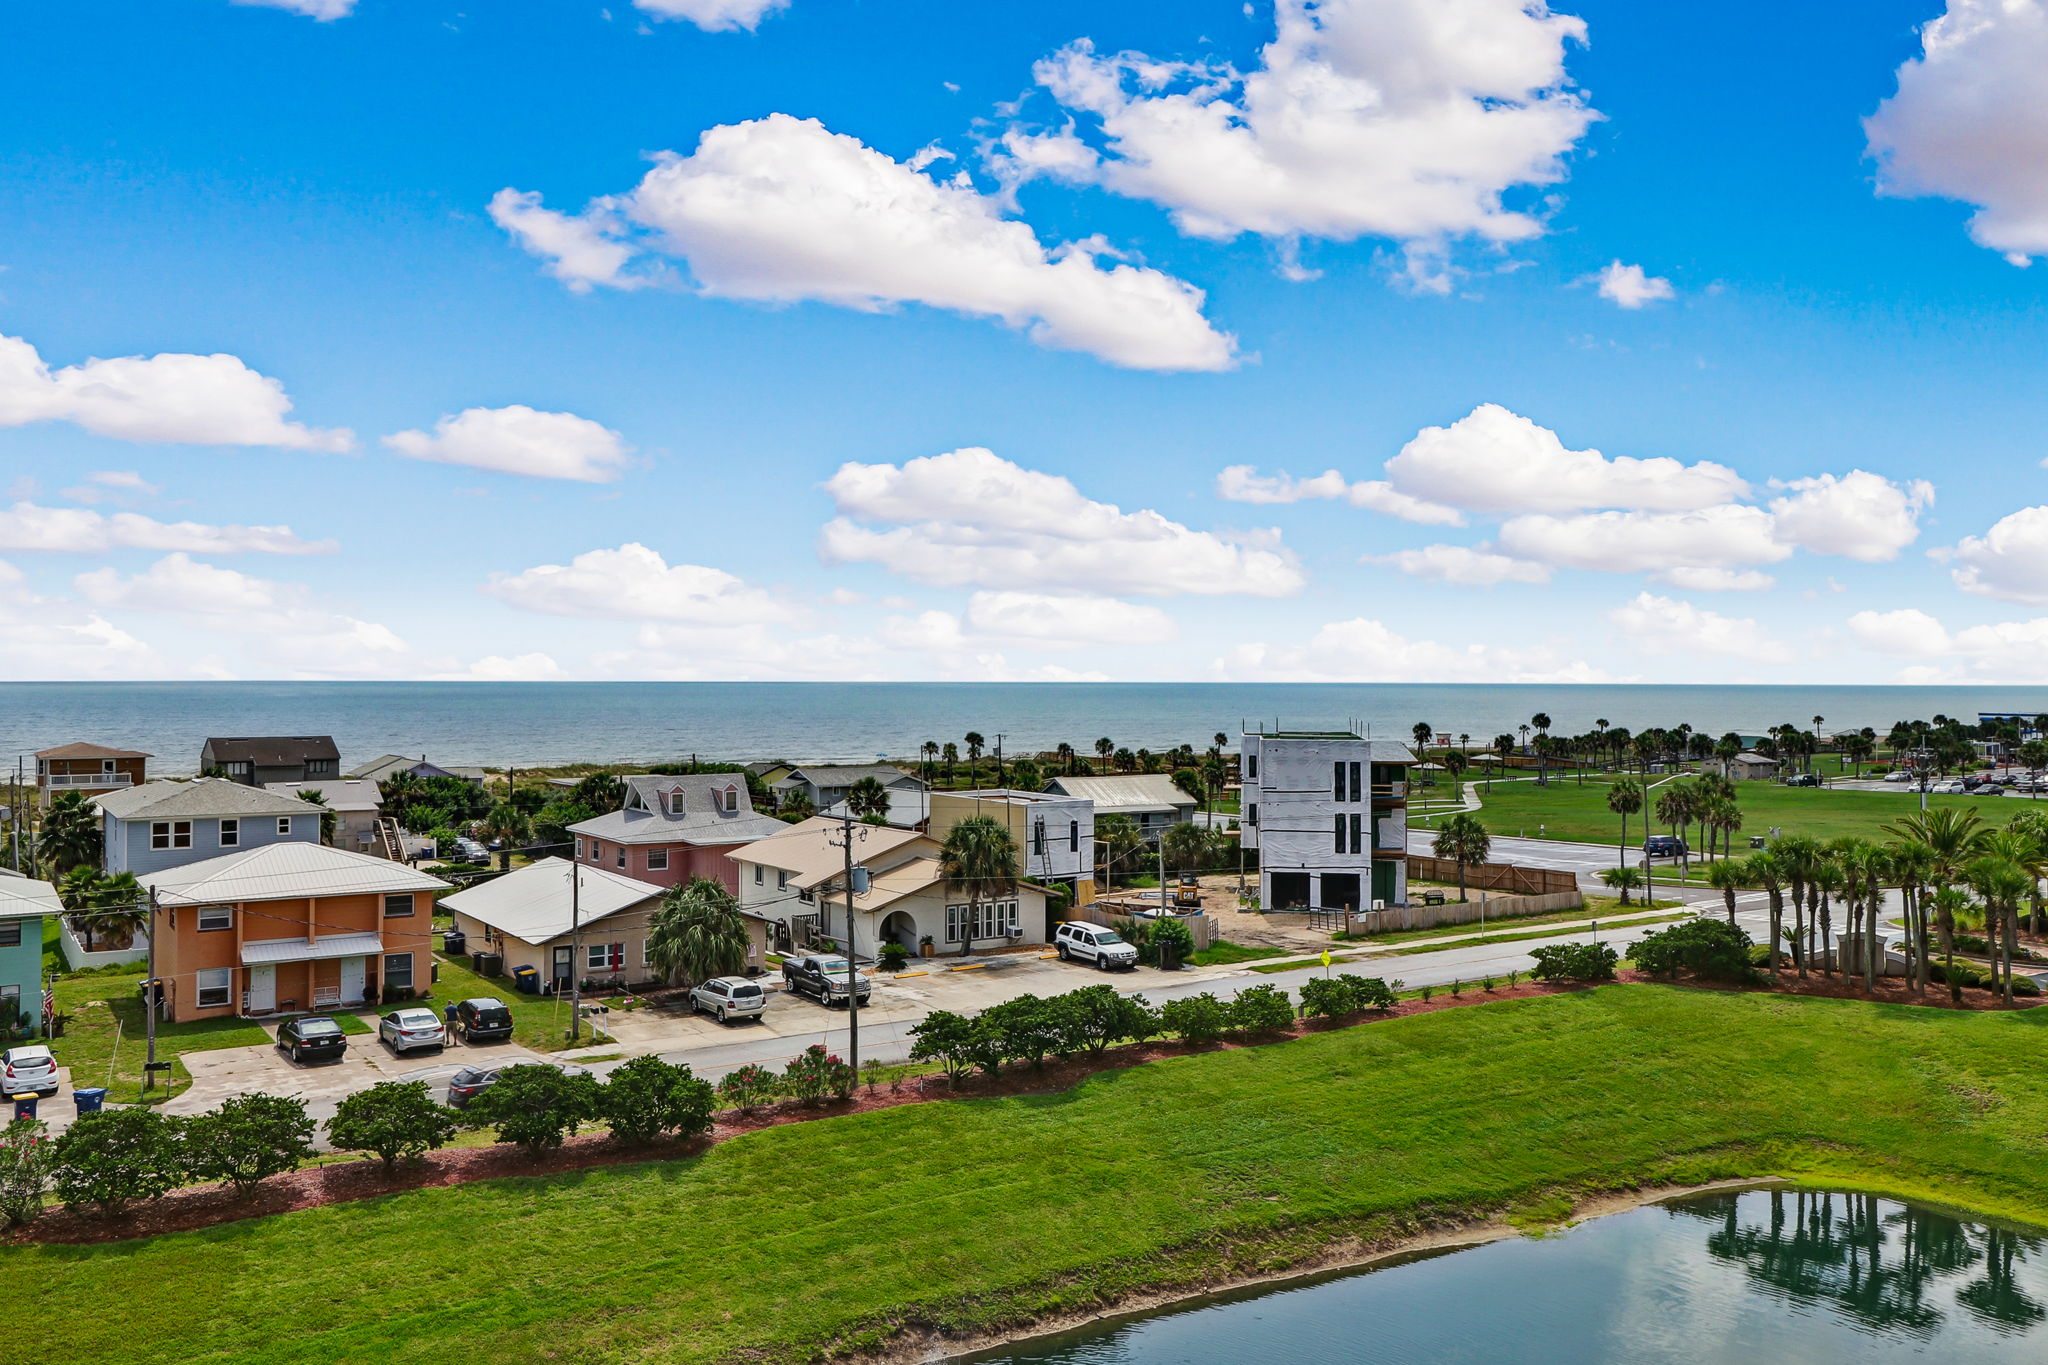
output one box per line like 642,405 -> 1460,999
664,786 -> 686,816
721,786 -> 739,813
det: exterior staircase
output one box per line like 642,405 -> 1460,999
376,815 -> 407,862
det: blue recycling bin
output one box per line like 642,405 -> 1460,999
512,964 -> 541,995
73,1088 -> 106,1116
11,1096 -> 35,1122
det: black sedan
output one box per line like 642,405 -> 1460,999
276,1014 -> 348,1064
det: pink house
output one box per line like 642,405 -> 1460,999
568,774 -> 789,895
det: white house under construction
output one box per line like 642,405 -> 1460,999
1240,727 -> 1416,913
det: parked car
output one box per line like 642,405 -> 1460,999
781,954 -> 872,1008
1930,779 -> 1967,794
452,996 -> 514,1043
689,976 -> 767,1024
1782,773 -> 1821,787
1883,770 -> 1915,783
1054,921 -> 1139,970
446,1059 -> 592,1109
0,1044 -> 59,1098
1975,784 -> 2006,797
1643,834 -> 1688,858
275,1014 -> 347,1064
378,1007 -> 447,1056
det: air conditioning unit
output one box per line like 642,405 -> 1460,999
1372,899 -> 1386,911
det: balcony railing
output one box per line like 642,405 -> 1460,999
1370,781 -> 1407,802
44,771 -> 134,788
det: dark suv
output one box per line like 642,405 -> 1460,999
452,996 -> 514,1043
1643,834 -> 1688,858
276,1014 -> 348,1064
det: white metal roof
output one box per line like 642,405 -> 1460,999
0,872 -> 62,920
139,842 -> 451,905
441,857 -> 662,945
1043,773 -> 1193,813
264,779 -> 384,812
731,817 -> 928,889
241,931 -> 384,965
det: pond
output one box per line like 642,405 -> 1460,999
958,1188 -> 2048,1363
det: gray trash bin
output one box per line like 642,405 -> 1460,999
74,1087 -> 108,1115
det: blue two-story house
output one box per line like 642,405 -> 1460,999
0,870 -> 61,1036
96,778 -> 322,877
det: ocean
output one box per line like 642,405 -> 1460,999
3,681 -> 2044,776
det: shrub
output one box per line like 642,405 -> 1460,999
877,941 -> 911,971
465,1063 -> 600,1155
984,995 -> 1062,1069
1160,993 -> 1229,1045
2015,976 -> 2043,998
183,1093 -> 316,1191
1448,979 -> 1464,998
598,1056 -> 716,1143
1630,919 -> 1757,982
1150,917 -> 1195,969
1529,940 -> 1619,983
52,1107 -> 184,1212
908,1011 -> 978,1082
716,1063 -> 781,1113
1337,974 -> 1397,1011
781,1046 -> 855,1103
1051,984 -> 1160,1054
0,1119 -> 54,1227
860,1057 -> 891,1092
327,1082 -> 458,1171
1298,976 -> 1353,1020
1226,984 -> 1295,1036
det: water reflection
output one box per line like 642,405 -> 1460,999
1671,1187 -> 2047,1338
958,1189 -> 2048,1364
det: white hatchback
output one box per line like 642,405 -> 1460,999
1,1044 -> 59,1097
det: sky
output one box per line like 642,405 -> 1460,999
2,0 -> 2047,685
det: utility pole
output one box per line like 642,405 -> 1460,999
568,859 -> 582,1041
994,734 -> 1006,788
143,887 -> 160,1091
827,809 -> 868,1074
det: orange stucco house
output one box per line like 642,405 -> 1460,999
137,843 -> 448,1023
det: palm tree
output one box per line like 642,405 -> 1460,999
1654,784 -> 1699,877
1705,858 -> 1748,925
778,790 -> 816,823
920,740 -> 940,783
1531,713 -> 1552,784
1888,839 -> 1936,995
1412,721 -> 1434,754
1054,742 -> 1076,776
87,871 -> 147,951
645,877 -> 751,987
1094,814 -> 1143,890
1171,766 -> 1206,812
1113,747 -> 1137,773
963,733 -> 985,787
1008,758 -> 1042,792
846,776 -> 892,821
1094,737 -> 1114,775
939,815 -> 1018,958
1928,885 -> 1975,1003
477,801 -> 527,852
1771,834 -> 1826,978
40,791 -> 101,875
296,789 -> 339,845
941,743 -> 959,787
1432,813 -> 1490,903
1606,778 -> 1644,869
1749,851 -> 1786,973
1967,855 -> 2031,1004
1161,821 -> 1213,881
1600,866 -> 1644,906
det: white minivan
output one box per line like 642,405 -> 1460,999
1054,922 -> 1139,970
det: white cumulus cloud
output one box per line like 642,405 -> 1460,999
1498,505 -> 1788,574
0,333 -> 350,451
1214,616 -> 1609,683
1215,464 -> 1465,525
1001,0 -> 1596,276
1767,471 -> 1933,562
1373,544 -> 1549,586
494,115 -> 1236,371
231,0 -> 355,18
822,447 -> 1303,597
633,0 -> 789,30
485,542 -> 796,623
384,406 -> 634,483
1593,260 -> 1675,308
1865,0 -> 2048,264
1850,605 -> 2048,682
0,560 -> 171,680
1608,591 -> 1788,661
1944,505 -> 2048,603
963,590 -> 1177,646
0,501 -> 332,556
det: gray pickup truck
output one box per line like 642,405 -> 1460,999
781,954 -> 872,1008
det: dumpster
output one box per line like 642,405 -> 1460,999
11,1097 -> 35,1122
73,1087 -> 107,1116
513,964 -> 541,995
442,928 -> 467,956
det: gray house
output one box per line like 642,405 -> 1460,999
200,736 -> 341,786
96,779 -> 322,877
770,763 -> 925,813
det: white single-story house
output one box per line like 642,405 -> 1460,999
1042,773 -> 1197,845
265,779 -> 385,855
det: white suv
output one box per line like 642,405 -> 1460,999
689,976 -> 767,1024
1055,922 -> 1139,970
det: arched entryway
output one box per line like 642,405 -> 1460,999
879,910 -> 918,950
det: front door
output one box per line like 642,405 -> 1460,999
246,964 -> 277,1014
339,955 -> 367,1004
551,946 -> 574,989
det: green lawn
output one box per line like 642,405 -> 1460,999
426,951 -> 584,1051
16,985 -> 2048,1365
1187,939 -> 1289,967
1418,774 -> 2032,849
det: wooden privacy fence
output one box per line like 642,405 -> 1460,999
1346,890 -> 1583,937
1077,902 -> 1219,951
1406,855 -> 1577,897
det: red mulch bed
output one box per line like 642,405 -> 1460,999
11,969 -> 2030,1245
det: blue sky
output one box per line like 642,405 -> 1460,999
3,0 -> 2047,684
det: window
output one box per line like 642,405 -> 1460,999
1349,762 -> 1362,802
0,921 -> 19,949
196,968 -> 232,1009
383,893 -> 415,918
1069,820 -> 1080,852
616,846 -> 626,869
724,787 -> 738,812
647,848 -> 669,871
218,818 -> 239,848
1033,820 -> 1045,856
798,886 -> 814,904
276,817 -> 292,837
102,759 -> 116,773
0,985 -> 16,1018
1248,803 -> 1258,827
1247,754 -> 1258,780
1349,813 -> 1362,855
590,841 -> 603,862
1333,761 -> 1345,800
946,900 -> 1020,943
753,864 -> 763,885
576,838 -> 585,860
306,759 -> 335,778
385,953 -> 414,991
1333,814 -> 1345,853
587,943 -> 624,971
777,871 -> 789,890
151,820 -> 192,850
197,905 -> 233,932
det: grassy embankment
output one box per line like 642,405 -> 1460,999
1419,774 -> 2030,851
13,984 -> 2048,1365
